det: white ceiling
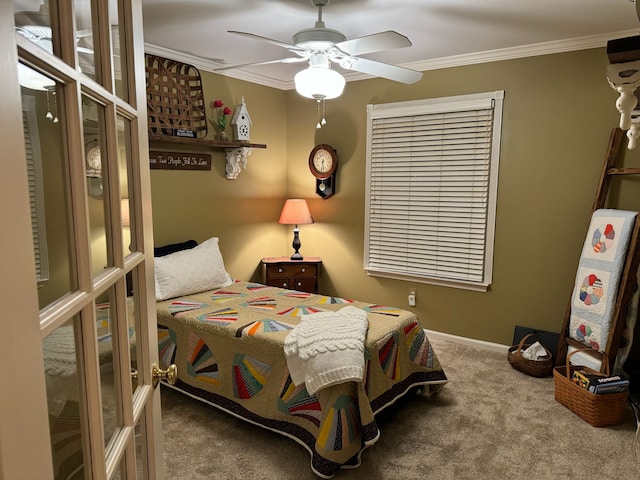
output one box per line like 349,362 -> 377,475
14,1 -> 640,89
141,0 -> 640,90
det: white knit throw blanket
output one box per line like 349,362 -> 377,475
283,305 -> 369,395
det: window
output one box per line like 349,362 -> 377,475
364,91 -> 504,292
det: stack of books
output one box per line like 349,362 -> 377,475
570,370 -> 630,394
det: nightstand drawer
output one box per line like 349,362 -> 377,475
261,256 -> 322,294
292,277 -> 317,292
266,263 -> 317,278
269,278 -> 294,289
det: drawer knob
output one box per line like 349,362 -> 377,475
297,281 -> 302,287
278,268 -> 283,273
301,268 -> 306,273
283,282 -> 288,287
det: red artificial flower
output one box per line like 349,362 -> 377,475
223,106 -> 232,115
212,99 -> 223,108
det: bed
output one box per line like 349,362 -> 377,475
154,237 -> 448,478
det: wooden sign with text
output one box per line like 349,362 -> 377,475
149,151 -> 212,171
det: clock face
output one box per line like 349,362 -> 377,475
308,144 -> 337,179
313,150 -> 333,173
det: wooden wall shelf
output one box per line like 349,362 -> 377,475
148,133 -> 266,149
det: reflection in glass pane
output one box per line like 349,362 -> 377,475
20,67 -> 75,310
43,317 -> 85,479
14,1 -> 55,56
74,0 -> 96,81
97,290 -> 120,452
83,95 -> 109,276
135,421 -> 145,478
129,269 -> 140,394
113,3 -> 125,100
116,115 -> 132,254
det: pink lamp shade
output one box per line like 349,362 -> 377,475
278,199 -> 314,260
278,199 -> 314,226
121,198 -> 130,226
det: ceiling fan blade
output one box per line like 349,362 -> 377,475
228,31 -> 307,54
333,30 -> 412,56
340,57 -> 422,84
214,56 -> 308,72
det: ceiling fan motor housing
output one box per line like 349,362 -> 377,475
293,27 -> 346,50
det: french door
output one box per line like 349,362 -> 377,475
1,1 -> 164,479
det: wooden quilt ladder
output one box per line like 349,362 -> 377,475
556,127 -> 640,370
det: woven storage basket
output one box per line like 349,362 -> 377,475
553,349 -> 629,427
507,333 -> 553,377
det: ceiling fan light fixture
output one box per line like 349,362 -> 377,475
294,67 -> 345,99
294,64 -> 345,99
18,63 -> 55,91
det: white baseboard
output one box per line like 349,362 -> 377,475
425,329 -> 510,354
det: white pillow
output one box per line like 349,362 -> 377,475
154,237 -> 233,301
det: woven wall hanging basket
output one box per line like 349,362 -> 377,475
144,54 -> 207,138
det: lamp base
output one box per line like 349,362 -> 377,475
290,225 -> 303,260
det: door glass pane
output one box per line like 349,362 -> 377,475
74,0 -> 95,81
129,268 -> 140,394
20,67 -> 75,310
14,1 -> 55,57
112,0 -> 125,100
135,421 -> 145,478
97,289 -> 121,452
43,316 -> 85,479
116,115 -> 132,254
83,95 -> 109,275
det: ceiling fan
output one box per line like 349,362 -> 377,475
14,3 -> 117,59
217,0 -> 423,100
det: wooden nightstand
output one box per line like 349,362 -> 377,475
261,257 -> 322,293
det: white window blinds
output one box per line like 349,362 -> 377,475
364,91 -> 503,291
22,95 -> 49,283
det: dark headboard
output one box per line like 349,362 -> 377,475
154,239 -> 198,257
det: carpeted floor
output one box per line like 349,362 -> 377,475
161,337 -> 640,479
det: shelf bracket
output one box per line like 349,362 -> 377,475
224,146 -> 252,179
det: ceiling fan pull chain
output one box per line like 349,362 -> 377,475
321,98 -> 327,126
45,90 -> 53,121
52,90 -> 59,123
315,98 -> 328,129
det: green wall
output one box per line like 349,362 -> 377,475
150,47 -> 640,347
150,75 -> 290,282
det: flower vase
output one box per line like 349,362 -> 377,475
219,130 -> 228,141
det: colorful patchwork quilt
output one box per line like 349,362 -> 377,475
569,209 -> 637,352
156,281 -> 447,478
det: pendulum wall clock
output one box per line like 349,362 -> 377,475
308,144 -> 338,199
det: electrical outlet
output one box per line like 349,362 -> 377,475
408,289 -> 416,307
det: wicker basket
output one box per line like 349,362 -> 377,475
507,333 -> 553,377
144,54 -> 208,138
553,349 -> 629,427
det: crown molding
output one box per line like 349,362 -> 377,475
143,43 -> 292,90
145,29 -> 638,91
405,29 -> 639,72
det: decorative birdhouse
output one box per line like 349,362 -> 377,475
231,97 -> 252,141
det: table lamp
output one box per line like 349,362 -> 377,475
278,199 -> 314,260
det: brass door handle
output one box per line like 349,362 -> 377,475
152,363 -> 177,387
